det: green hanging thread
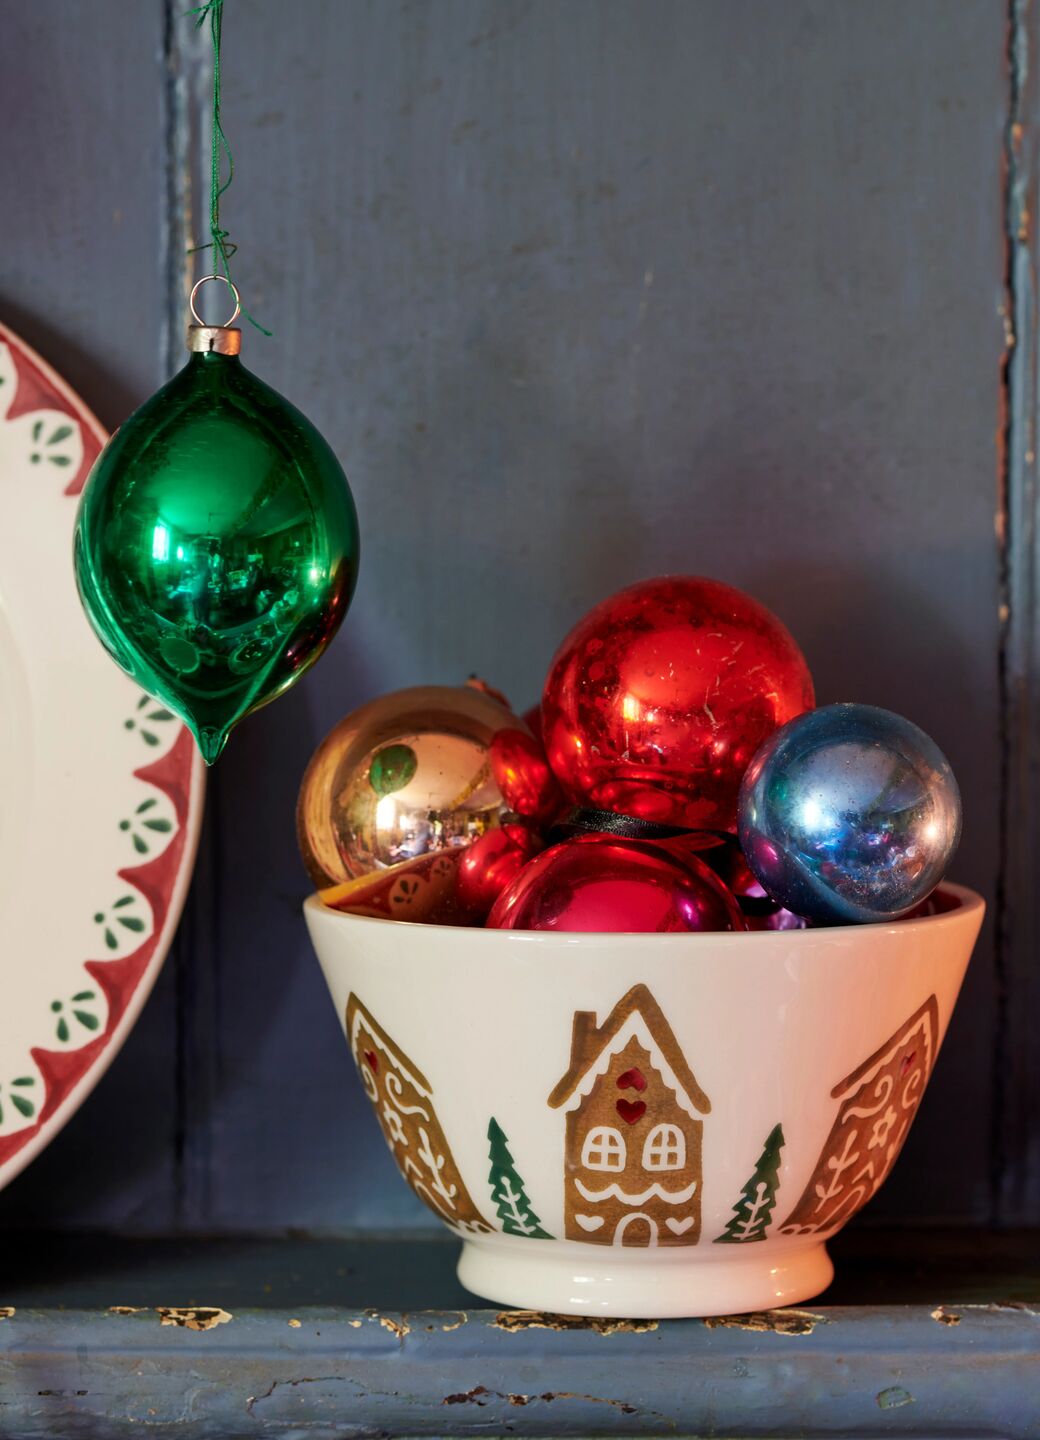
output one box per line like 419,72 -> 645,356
187,0 -> 271,334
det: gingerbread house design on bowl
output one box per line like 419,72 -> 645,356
548,983 -> 710,1248
779,995 -> 939,1236
346,993 -> 491,1235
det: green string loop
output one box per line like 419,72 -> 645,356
187,0 -> 271,335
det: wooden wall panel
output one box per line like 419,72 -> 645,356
0,0 -> 1027,1233
998,0 -> 1040,1227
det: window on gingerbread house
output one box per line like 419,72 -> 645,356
581,1126 -> 626,1171
642,1123 -> 685,1171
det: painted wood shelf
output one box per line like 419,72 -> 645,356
0,1228 -> 1036,1438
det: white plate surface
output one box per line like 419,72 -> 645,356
0,322 -> 204,1191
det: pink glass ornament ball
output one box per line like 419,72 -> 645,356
486,831 -> 747,934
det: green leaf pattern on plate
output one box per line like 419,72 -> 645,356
50,991 -> 101,1044
0,1076 -> 36,1127
2,688 -> 181,1131
123,692 -> 177,747
119,796 -> 174,855
93,894 -> 147,953
28,417 -> 76,468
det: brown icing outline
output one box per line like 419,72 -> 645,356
345,993 -> 491,1234
778,995 -> 940,1236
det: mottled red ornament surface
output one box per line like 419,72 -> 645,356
456,823 -> 543,919
542,577 -> 814,831
486,832 -> 747,934
490,727 -> 565,826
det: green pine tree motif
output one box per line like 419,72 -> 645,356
487,1118 -> 552,1239
714,1123 -> 785,1244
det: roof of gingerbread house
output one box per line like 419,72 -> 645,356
830,994 -> 938,1102
548,983 -> 711,1118
346,992 -> 433,1096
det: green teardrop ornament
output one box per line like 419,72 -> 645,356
74,331 -> 360,764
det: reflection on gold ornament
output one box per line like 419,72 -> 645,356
297,683 -> 533,892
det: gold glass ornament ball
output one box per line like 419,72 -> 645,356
297,683 -> 530,890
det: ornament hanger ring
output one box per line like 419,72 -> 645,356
190,274 -> 242,329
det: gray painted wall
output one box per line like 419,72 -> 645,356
0,0 -> 1030,1234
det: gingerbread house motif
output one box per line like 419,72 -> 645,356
345,993 -> 491,1234
548,984 -> 711,1248
779,995 -> 939,1236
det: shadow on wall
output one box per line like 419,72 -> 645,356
0,296 -> 147,434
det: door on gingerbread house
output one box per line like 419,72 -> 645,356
548,984 -> 711,1247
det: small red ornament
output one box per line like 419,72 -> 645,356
486,832 -> 747,933
456,823 -> 543,919
490,727 -> 565,826
542,576 -> 814,831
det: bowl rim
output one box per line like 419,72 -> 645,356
303,880 -> 985,945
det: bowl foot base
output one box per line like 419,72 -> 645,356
456,1236 -> 834,1319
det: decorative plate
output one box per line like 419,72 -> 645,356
0,322 -> 204,1191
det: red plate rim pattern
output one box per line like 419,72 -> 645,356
0,321 -> 204,1186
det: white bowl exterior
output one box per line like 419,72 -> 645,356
305,887 -> 982,1315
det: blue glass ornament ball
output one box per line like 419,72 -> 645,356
737,703 -> 961,925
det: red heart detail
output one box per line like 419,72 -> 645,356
363,1050 -> 379,1073
616,1067 -> 647,1092
616,1098 -> 646,1125
900,1050 -> 917,1076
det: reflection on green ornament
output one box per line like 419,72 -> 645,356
74,334 -> 360,764
369,744 -> 418,796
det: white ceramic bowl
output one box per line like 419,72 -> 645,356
305,884 -> 983,1318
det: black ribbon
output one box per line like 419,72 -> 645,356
545,807 -> 782,919
548,807 -> 703,844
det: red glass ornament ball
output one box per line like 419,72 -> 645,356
486,831 -> 747,933
456,823 -> 543,920
542,576 -> 815,831
489,726 -> 565,826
